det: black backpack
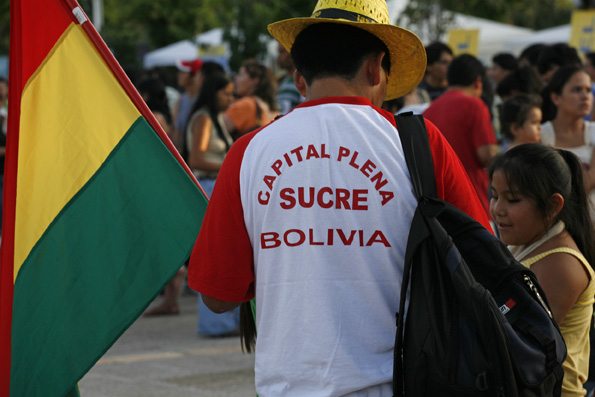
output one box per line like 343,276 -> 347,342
393,113 -> 567,397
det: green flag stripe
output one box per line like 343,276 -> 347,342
10,117 -> 206,397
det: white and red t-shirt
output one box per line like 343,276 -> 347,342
188,96 -> 489,396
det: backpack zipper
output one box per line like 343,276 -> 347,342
523,275 -> 553,319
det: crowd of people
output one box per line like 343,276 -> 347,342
402,39 -> 595,396
139,41 -> 303,338
135,1 -> 595,394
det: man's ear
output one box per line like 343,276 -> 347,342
294,69 -> 307,97
367,52 -> 386,86
474,75 -> 483,92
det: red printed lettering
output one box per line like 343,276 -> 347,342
271,159 -> 283,176
283,153 -> 294,167
349,151 -> 361,170
317,187 -> 333,208
366,230 -> 391,247
337,146 -> 350,162
337,229 -> 357,245
261,232 -> 281,249
380,191 -> 394,206
310,229 -> 324,245
258,191 -> 270,205
264,175 -> 276,190
352,189 -> 368,210
284,229 -> 305,247
360,160 -> 376,177
290,146 -> 305,162
280,188 -> 296,209
278,187 -> 368,210
260,228 -> 391,248
370,171 -> 388,190
306,145 -> 320,160
336,188 -> 351,209
298,187 -> 316,208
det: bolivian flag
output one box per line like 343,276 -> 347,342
0,1 -> 208,396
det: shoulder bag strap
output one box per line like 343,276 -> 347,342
392,112 -> 436,396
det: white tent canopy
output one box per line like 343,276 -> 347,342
144,2 -> 542,70
387,0 -> 534,63
143,40 -> 197,69
503,25 -> 571,55
143,28 -> 230,70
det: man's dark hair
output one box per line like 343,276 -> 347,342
425,41 -> 453,66
519,44 -> 546,67
492,53 -> 518,71
291,23 -> 391,86
496,66 -> 544,98
536,43 -> 581,75
200,61 -> 225,77
541,65 -> 586,122
499,94 -> 542,140
447,54 -> 485,87
585,52 -> 595,66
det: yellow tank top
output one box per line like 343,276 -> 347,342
522,248 -> 595,397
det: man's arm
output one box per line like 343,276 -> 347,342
476,143 -> 500,168
187,135 -> 256,307
424,119 -> 492,230
202,295 -> 242,314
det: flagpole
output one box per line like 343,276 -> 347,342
0,0 -> 21,392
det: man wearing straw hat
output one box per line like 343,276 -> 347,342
187,0 -> 489,395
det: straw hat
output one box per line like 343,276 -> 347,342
268,0 -> 426,100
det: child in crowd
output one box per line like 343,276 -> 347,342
489,143 -> 595,396
499,94 -> 542,150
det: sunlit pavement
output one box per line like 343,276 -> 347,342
79,291 -> 256,397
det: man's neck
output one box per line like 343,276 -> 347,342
448,85 -> 481,98
186,85 -> 200,98
306,77 -> 361,101
424,75 -> 447,88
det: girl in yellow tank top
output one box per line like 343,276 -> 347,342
489,143 -> 595,396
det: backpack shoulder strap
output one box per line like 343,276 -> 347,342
393,112 -> 438,397
394,112 -> 437,199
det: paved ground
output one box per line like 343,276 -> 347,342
78,291 -> 256,397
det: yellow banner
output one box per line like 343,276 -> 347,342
447,29 -> 479,56
570,10 -> 595,55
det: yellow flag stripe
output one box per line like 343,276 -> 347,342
15,23 -> 140,279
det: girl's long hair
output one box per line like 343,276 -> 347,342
489,143 -> 595,265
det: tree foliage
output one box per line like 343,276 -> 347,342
398,0 -> 576,42
0,0 -> 9,54
0,0 -> 583,72
223,0 -> 314,70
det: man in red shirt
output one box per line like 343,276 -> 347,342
424,54 -> 499,216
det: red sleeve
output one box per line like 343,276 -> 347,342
187,133 -> 256,302
425,118 -> 492,231
470,99 -> 498,148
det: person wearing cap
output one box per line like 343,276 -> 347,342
187,0 -> 489,395
172,59 -> 204,154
